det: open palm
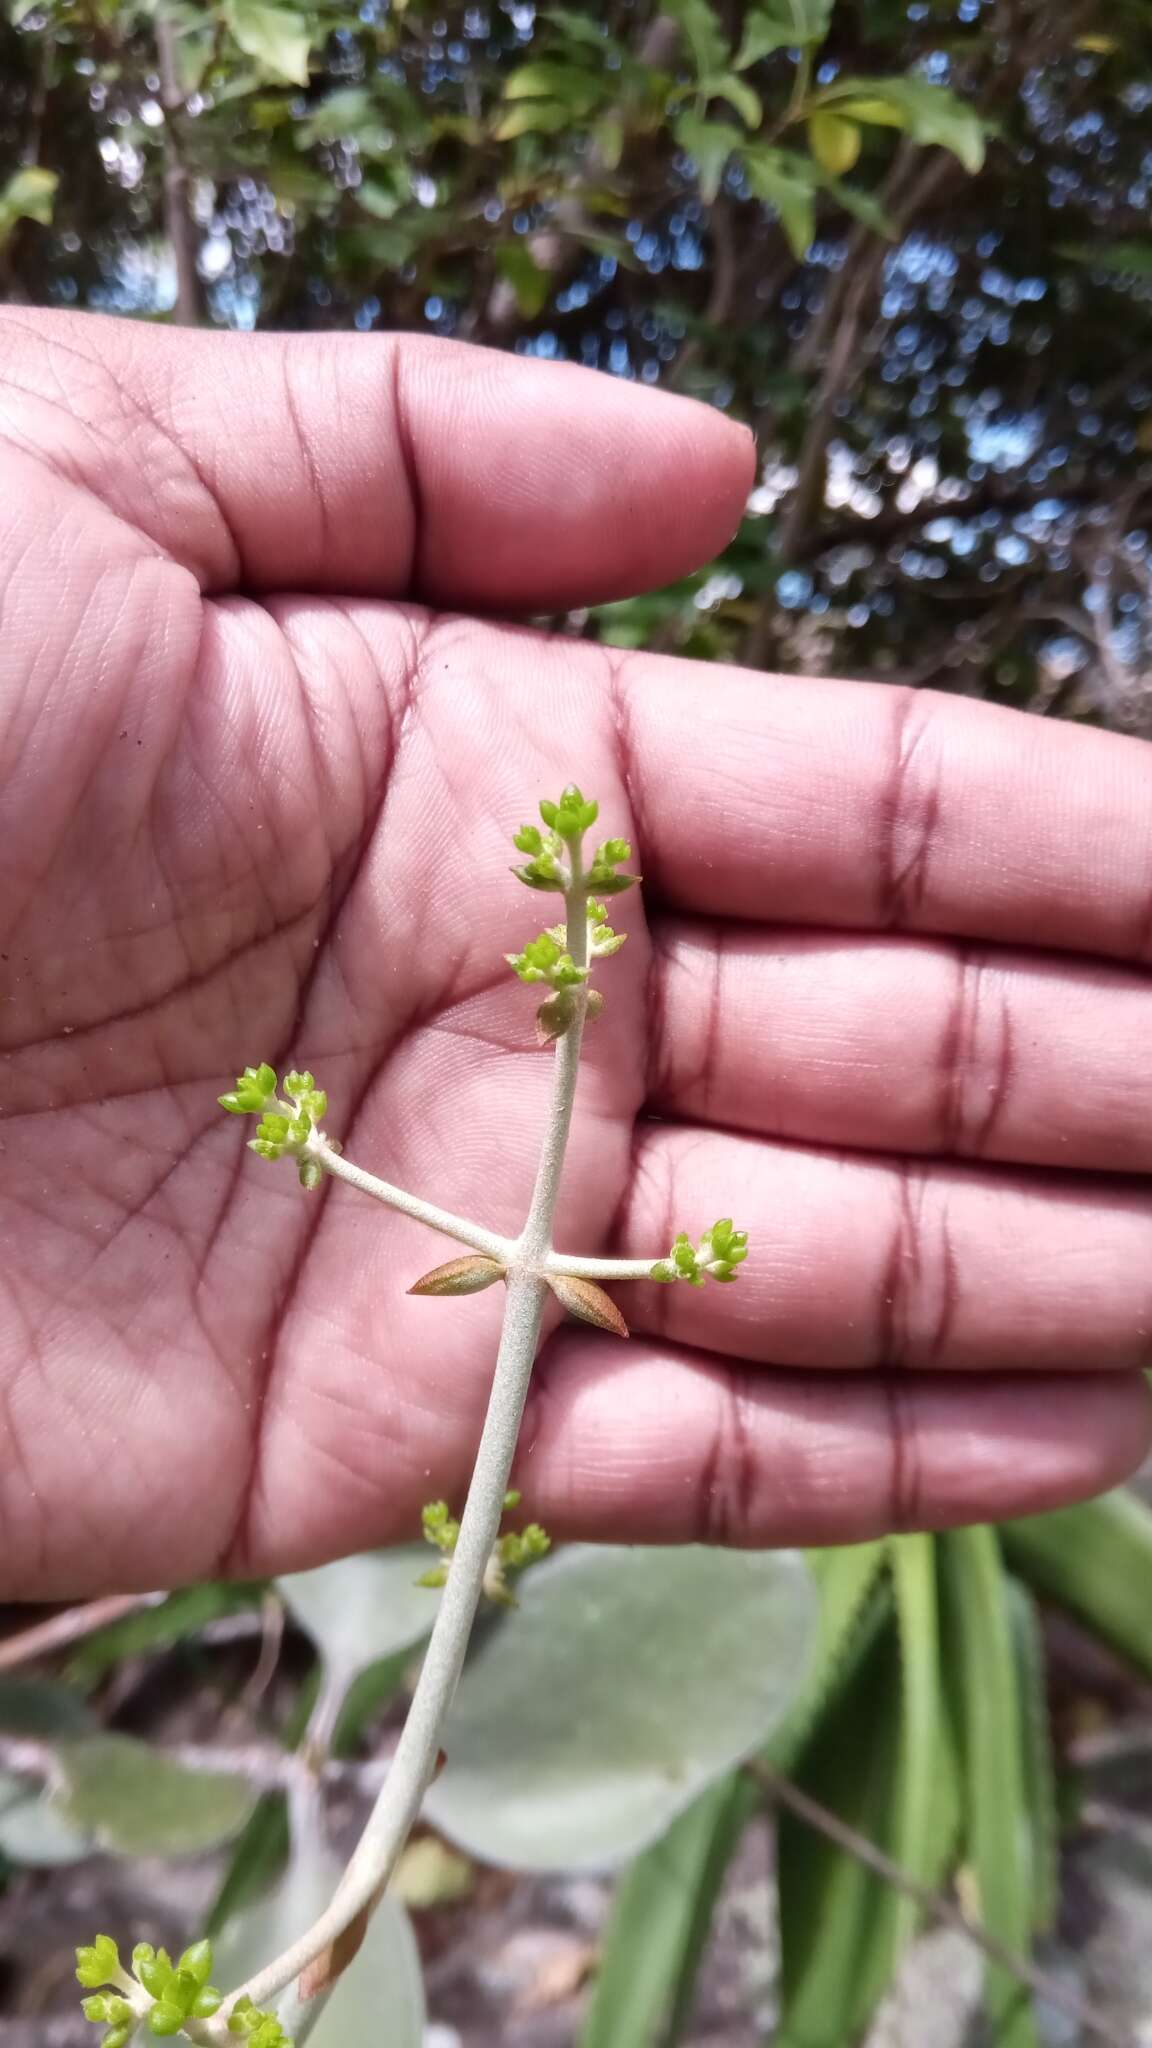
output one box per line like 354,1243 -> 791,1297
2,309 -> 1148,1599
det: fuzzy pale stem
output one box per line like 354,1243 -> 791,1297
221,850 -> 595,2029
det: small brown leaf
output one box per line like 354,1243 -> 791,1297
409,1255 -> 506,1296
548,1273 -> 629,1338
536,989 -> 577,1044
585,988 -> 605,1021
299,1898 -> 374,2000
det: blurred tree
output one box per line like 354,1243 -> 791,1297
2,0 -> 1150,720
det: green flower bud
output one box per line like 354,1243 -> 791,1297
511,858 -> 566,892
148,2005 -> 185,2037
193,1987 -> 224,2019
81,1996 -> 111,2022
76,1937 -> 122,1989
135,1948 -> 173,2000
654,1222 -> 749,1286
422,1499 -> 460,1555
218,1064 -> 278,1115
513,824 -> 544,854
104,2029 -> 134,2048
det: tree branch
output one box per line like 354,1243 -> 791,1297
155,5 -> 205,326
799,474 -> 1152,562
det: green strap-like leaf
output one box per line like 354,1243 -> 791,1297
1006,1576 -> 1059,1938
888,1534 -> 947,1956
775,1608 -> 907,2047
939,1526 -> 1039,2048
768,1539 -> 890,1770
579,1770 -> 757,2048
775,1542 -> 959,2047
1001,1490 -> 1152,1679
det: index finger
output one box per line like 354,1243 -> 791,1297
620,657 -> 1152,962
0,311 -> 753,607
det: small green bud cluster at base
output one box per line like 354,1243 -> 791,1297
219,1066 -> 331,1190
585,837 -> 637,896
77,1938 -> 225,2045
227,1996 -> 294,2045
419,1492 -> 550,1605
80,1996 -> 136,2048
217,1063 -> 278,1116
650,1219 -> 750,1286
506,929 -> 588,989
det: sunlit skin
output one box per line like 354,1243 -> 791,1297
2,307 -> 1150,1600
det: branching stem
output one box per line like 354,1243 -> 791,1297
219,862 -> 599,2032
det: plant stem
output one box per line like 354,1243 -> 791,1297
313,1146 -> 516,1266
220,864 -> 595,2032
545,1252 -> 660,1281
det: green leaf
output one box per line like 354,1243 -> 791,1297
503,61 -> 600,110
776,1548 -> 959,2047
56,1735 -> 253,1855
425,1544 -> 817,1871
776,1611 -> 909,2046
768,1539 -> 891,1770
0,1776 -> 91,1866
1059,240 -> 1152,277
494,241 -> 552,317
1006,1577 -> 1058,1939
224,1 -> 311,87
735,0 -> 833,66
278,1547 -> 437,1694
674,112 -> 744,202
0,1677 -> 94,1738
939,1526 -> 1039,2047
888,1534 -> 946,1956
819,174 -> 895,238
544,9 -> 619,51
814,76 -> 985,173
701,71 -> 763,128
67,1583 -> 264,1685
214,1802 -> 424,2046
1001,1491 -> 1152,1678
740,144 -> 818,255
493,99 -> 575,141
808,109 -> 861,175
580,1770 -> 757,2048
206,1793 -> 290,1939
0,166 -> 57,245
664,0 -> 730,82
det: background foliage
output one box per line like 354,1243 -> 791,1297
3,0 -> 1151,718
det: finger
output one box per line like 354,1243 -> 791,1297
619,655 -> 1152,964
650,918 -> 1152,1174
514,1335 -> 1150,1545
0,309 -> 753,605
604,1125 -> 1152,1373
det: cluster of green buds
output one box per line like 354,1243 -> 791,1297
218,1067 -> 330,1191
77,1938 -> 226,2045
651,1219 -> 750,1286
505,929 -> 587,990
419,1492 -> 550,1607
227,1997 -> 293,2045
511,785 -> 637,897
509,791 -> 635,1041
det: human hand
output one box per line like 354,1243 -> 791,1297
1,308 -> 1148,1598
